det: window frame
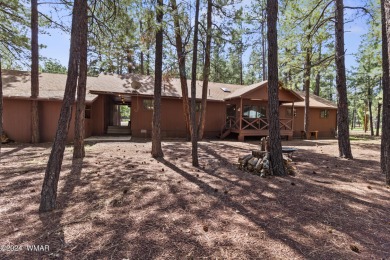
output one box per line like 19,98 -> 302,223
320,109 -> 329,119
242,105 -> 266,119
285,108 -> 296,118
143,99 -> 154,111
85,104 -> 92,119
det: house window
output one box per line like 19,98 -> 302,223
320,109 -> 329,118
85,104 -> 91,119
143,99 -> 154,110
286,108 -> 296,118
243,105 -> 266,118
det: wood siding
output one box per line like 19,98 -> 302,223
131,96 -> 225,138
280,106 -> 337,138
3,99 -> 32,142
4,98 -> 93,143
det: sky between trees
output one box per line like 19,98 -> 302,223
37,0 -> 368,73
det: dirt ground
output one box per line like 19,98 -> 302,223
0,137 -> 389,259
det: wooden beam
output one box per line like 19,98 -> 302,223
239,97 -> 243,130
292,102 -> 295,132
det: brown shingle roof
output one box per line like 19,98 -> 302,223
2,70 -> 98,102
224,81 -> 267,99
2,70 -> 333,109
90,73 -> 244,101
282,91 -> 337,109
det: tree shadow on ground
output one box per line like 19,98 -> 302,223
1,157 -> 83,259
0,141 -> 389,259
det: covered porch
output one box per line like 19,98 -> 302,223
221,115 -> 295,141
221,81 -> 303,141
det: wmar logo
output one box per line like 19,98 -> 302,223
26,245 -> 50,252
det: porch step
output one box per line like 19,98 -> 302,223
220,129 -> 231,139
107,126 -> 131,135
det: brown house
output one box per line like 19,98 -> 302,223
2,70 -> 336,143
281,91 -> 338,139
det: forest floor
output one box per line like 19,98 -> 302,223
0,137 -> 389,259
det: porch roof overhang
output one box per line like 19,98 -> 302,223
223,81 -> 303,103
3,95 -> 98,104
88,90 -> 227,103
281,90 -> 338,109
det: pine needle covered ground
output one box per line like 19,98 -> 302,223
0,138 -> 388,259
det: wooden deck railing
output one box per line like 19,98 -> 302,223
222,117 -> 293,132
279,118 -> 293,130
241,117 -> 269,130
220,116 -> 239,136
225,116 -> 239,129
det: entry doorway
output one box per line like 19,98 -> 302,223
119,105 -> 131,126
107,94 -> 132,135
111,104 -> 131,126
226,104 -> 236,119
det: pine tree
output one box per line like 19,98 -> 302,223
40,0 -> 88,212
151,0 -> 164,158
169,0 -> 192,139
381,0 -> 390,184
198,0 -> 212,140
267,0 -> 285,176
335,0 -> 353,158
73,0 -> 89,158
31,0 -> 40,143
190,0 -> 200,167
0,55 -> 3,155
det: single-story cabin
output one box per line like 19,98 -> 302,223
281,91 -> 337,139
2,70 -> 337,143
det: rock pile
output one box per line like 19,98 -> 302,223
238,137 -> 297,177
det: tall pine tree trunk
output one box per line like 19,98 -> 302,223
267,0 -> 285,175
240,40 -> 243,85
170,0 -> 192,140
314,43 -> 322,96
151,0 -> 164,158
381,0 -> 390,184
198,0 -> 212,140
140,20 -> 144,75
127,50 -> 133,73
367,77 -> 374,136
0,57 -> 3,155
335,0 -> 353,159
190,0 -> 200,167
146,49 -> 150,76
376,103 -> 381,136
31,0 -> 40,143
303,46 -> 311,139
39,0 -> 85,212
73,0 -> 88,159
261,10 -> 267,81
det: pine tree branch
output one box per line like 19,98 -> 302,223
344,6 -> 373,19
38,11 -> 69,32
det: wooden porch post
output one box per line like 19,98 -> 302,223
290,102 -> 295,140
239,97 -> 243,130
238,97 -> 244,141
292,102 -> 295,129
